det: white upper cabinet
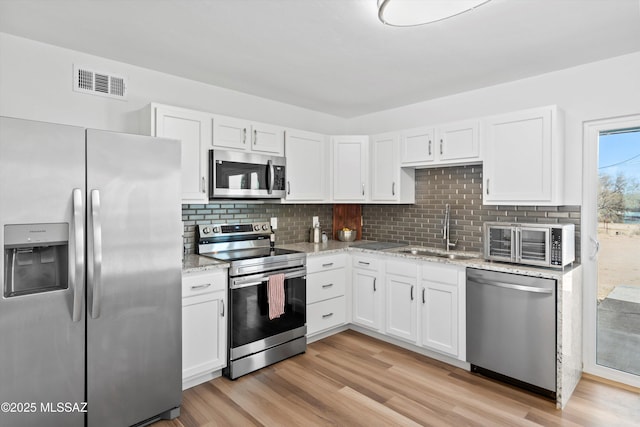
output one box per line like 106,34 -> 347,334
212,115 -> 284,155
483,105 -> 564,205
401,126 -> 435,165
437,120 -> 480,163
331,135 -> 369,202
284,129 -> 329,202
152,104 -> 211,204
370,132 -> 415,203
401,120 -> 480,167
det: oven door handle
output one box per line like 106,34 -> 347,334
230,268 -> 307,289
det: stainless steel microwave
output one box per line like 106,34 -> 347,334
209,150 -> 286,199
484,222 -> 575,269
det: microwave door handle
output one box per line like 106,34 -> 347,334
267,159 -> 274,195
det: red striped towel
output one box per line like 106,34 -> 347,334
268,273 -> 285,320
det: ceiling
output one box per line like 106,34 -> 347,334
1,0 -> 639,118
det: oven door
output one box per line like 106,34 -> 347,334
210,150 -> 286,199
228,266 -> 306,360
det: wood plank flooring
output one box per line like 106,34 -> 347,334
155,330 -> 640,427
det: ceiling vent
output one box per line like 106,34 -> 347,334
73,65 -> 127,100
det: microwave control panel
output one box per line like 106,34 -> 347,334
550,229 -> 562,266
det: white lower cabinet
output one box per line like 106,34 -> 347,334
385,260 -> 418,343
351,255 -> 383,331
306,254 -> 348,337
419,262 -> 465,359
181,269 -> 228,390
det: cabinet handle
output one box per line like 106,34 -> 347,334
428,140 -> 432,156
410,285 -> 414,301
486,179 -> 490,195
358,261 -> 370,266
322,262 -> 334,267
191,283 -> 211,290
201,177 -> 206,193
392,182 -> 396,196
220,300 -> 225,317
243,128 -> 247,144
422,288 -> 426,304
253,129 -> 257,145
322,312 -> 334,319
287,181 -> 291,195
373,277 -> 377,292
362,183 -> 365,196
440,139 -> 443,155
322,283 -> 334,289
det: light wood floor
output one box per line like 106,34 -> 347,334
155,330 -> 640,427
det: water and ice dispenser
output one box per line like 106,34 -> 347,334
3,223 -> 69,298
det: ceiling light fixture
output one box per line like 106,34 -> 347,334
377,0 -> 492,27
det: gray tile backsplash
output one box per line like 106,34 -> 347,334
183,165 -> 581,260
182,203 -> 332,254
362,166 -> 581,259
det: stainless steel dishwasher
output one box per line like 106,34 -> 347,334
466,268 -> 557,399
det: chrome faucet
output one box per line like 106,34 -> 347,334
443,204 -> 458,251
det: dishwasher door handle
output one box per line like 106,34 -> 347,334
472,279 -> 553,294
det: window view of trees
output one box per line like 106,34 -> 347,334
598,173 -> 640,230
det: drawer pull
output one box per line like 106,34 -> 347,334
358,261 -> 370,266
322,283 -> 334,289
191,283 -> 211,290
322,313 -> 334,319
322,262 -> 334,267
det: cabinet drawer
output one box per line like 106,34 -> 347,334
386,259 -> 418,277
307,253 -> 347,273
420,262 -> 460,285
307,269 -> 346,304
352,255 -> 379,271
182,270 -> 227,298
307,296 -> 347,335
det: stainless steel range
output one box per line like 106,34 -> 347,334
196,222 -> 307,379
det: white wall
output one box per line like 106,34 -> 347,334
346,51 -> 640,205
0,33 -> 347,134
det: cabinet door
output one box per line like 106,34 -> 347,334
155,105 -> 210,203
483,107 -> 555,204
385,274 -> 418,343
437,120 -> 480,162
352,269 -> 381,330
285,130 -> 328,201
182,291 -> 227,385
420,280 -> 458,356
252,122 -> 284,155
332,135 -> 368,201
401,127 -> 434,166
212,115 -> 251,151
371,133 -> 400,201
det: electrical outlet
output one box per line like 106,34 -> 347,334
312,216 -> 319,227
270,217 -> 278,230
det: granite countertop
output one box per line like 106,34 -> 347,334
182,254 -> 230,274
279,240 -> 580,280
183,240 -> 580,280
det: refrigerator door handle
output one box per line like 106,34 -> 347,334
90,189 -> 103,319
71,188 -> 85,322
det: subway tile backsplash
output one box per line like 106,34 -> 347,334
182,203 -> 332,254
362,166 -> 581,259
183,165 -> 581,260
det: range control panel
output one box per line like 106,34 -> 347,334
197,222 -> 272,239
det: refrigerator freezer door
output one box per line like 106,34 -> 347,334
0,117 -> 85,427
85,129 -> 182,427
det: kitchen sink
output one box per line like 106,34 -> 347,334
398,248 -> 479,261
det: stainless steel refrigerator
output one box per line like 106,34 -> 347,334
0,116 -> 182,427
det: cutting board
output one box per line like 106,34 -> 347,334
332,204 -> 362,240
